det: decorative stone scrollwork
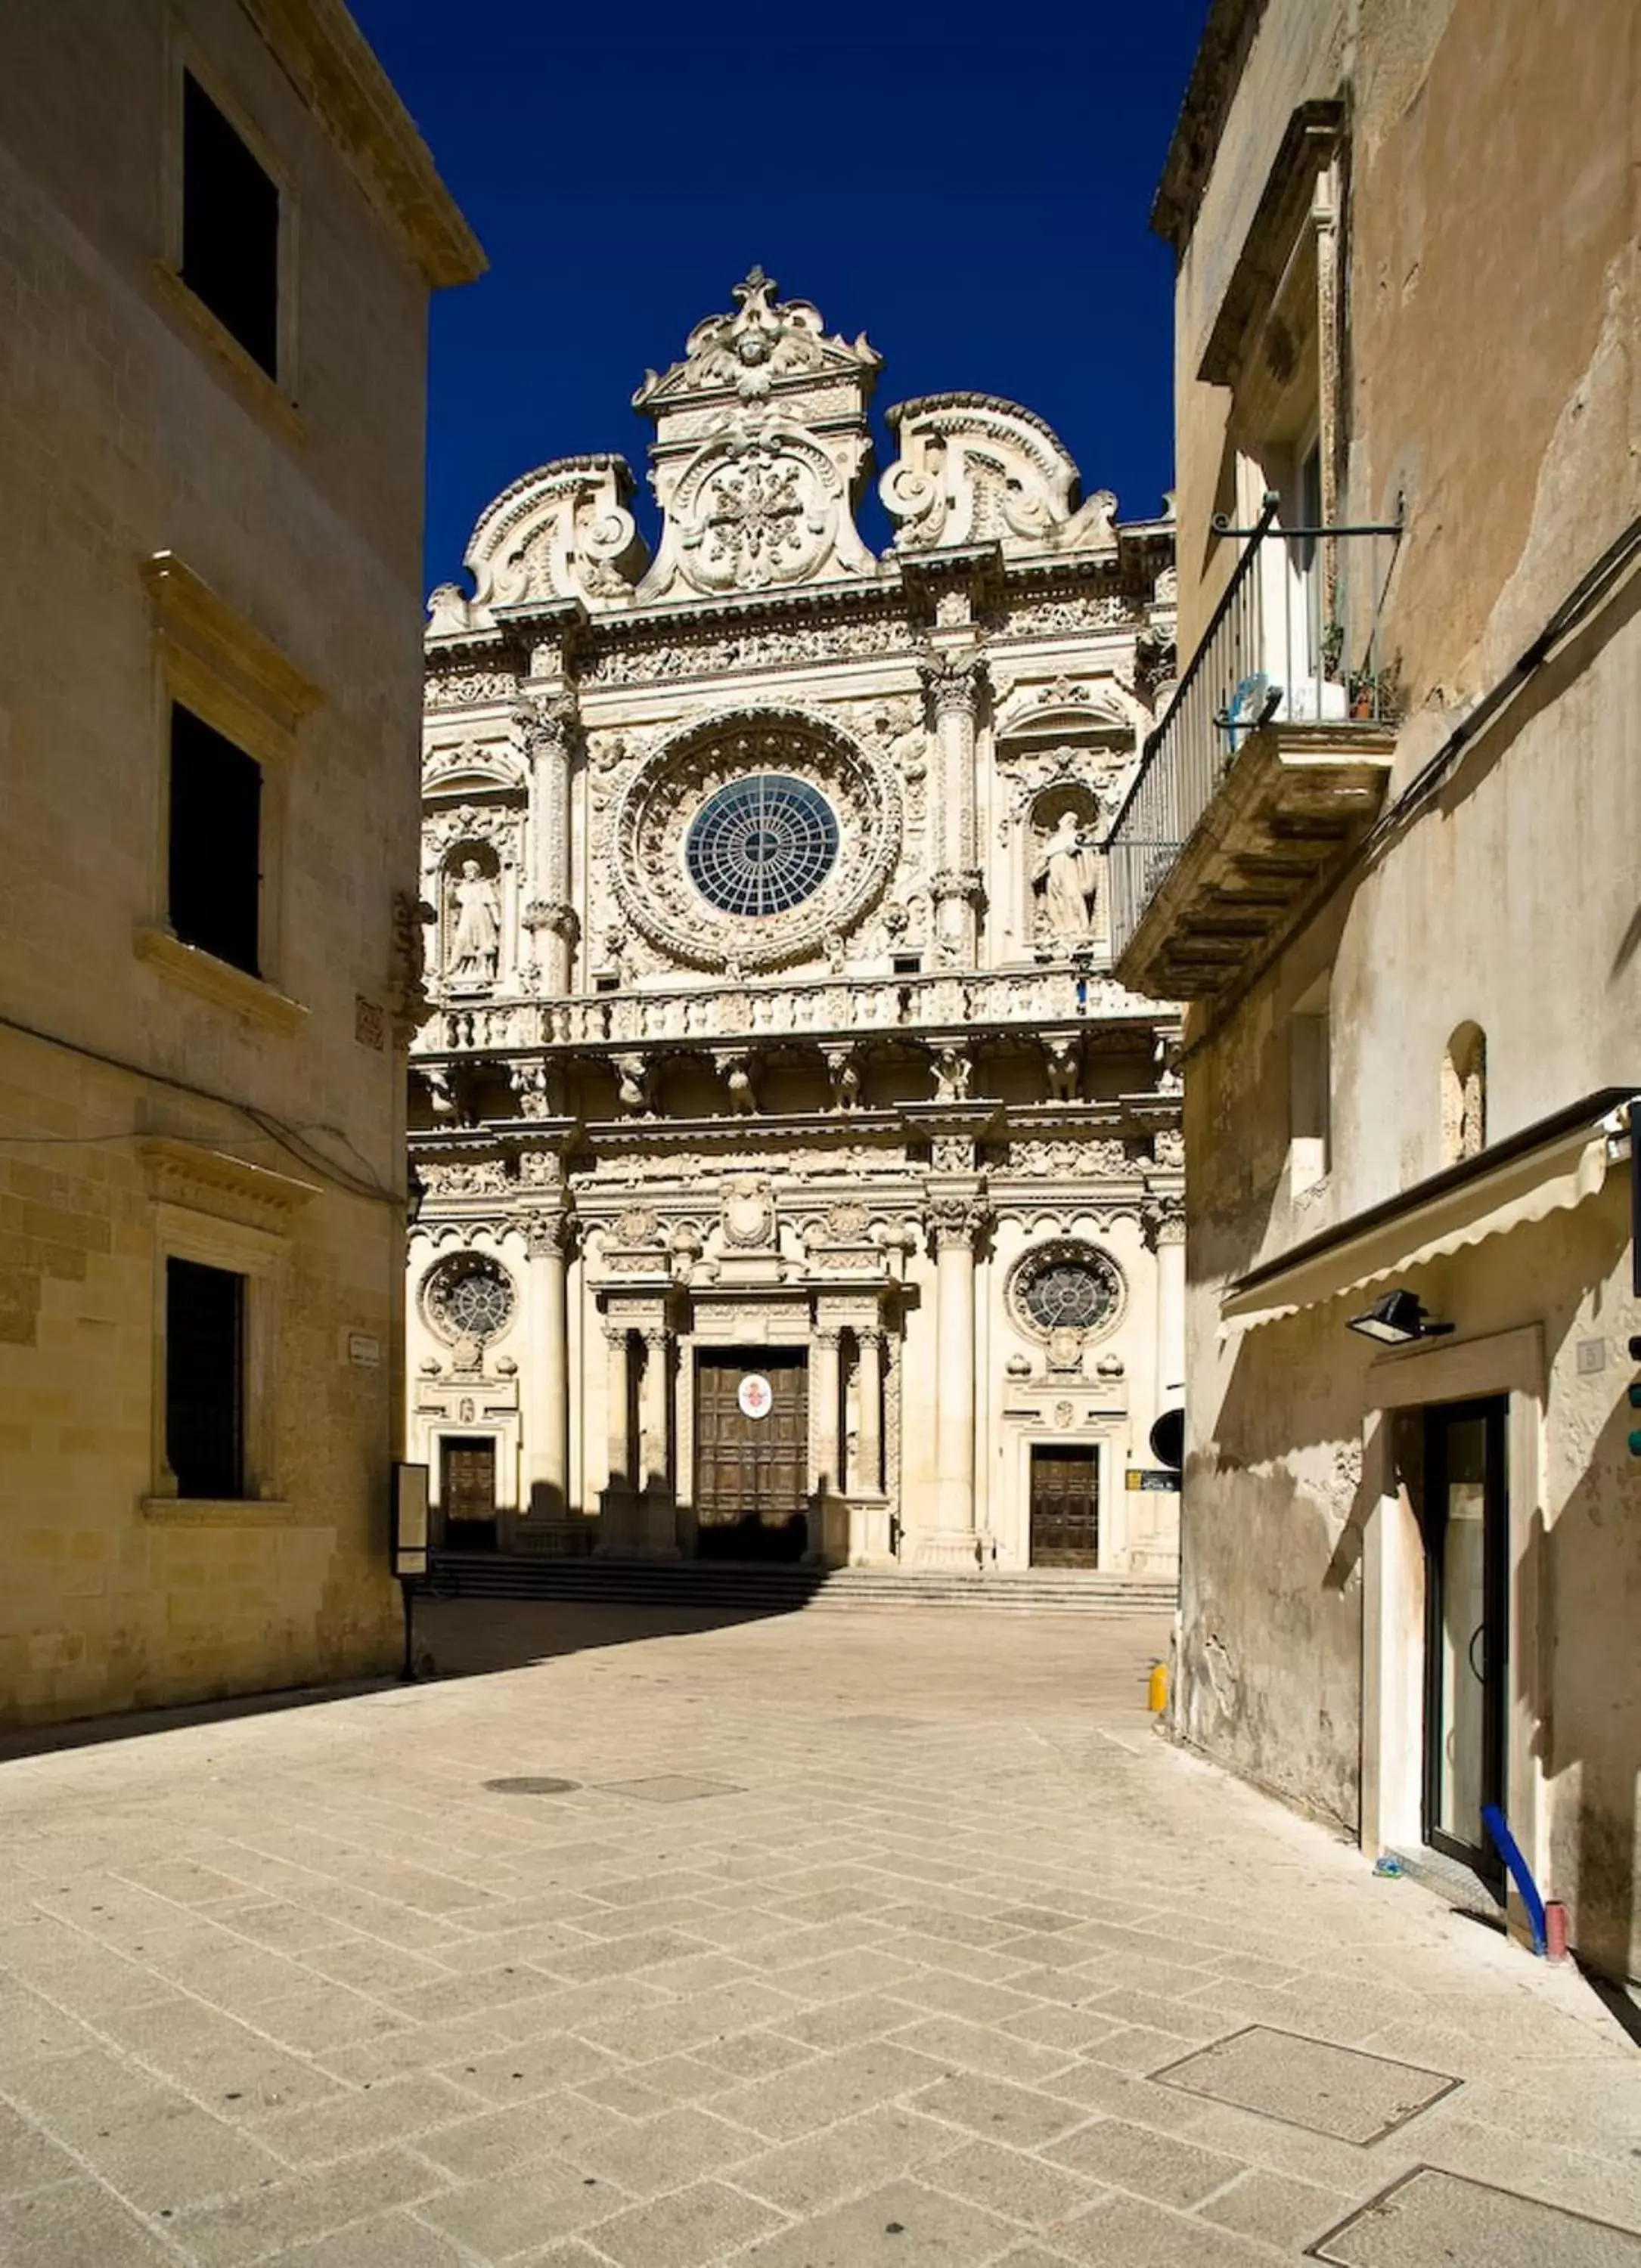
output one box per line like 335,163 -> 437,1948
918,650 -> 989,719
610,707 -> 901,975
613,1204 -> 662,1246
1007,1240 -> 1125,1344
1144,1195 -> 1187,1248
523,1211 -> 574,1260
883,395 -> 1118,560
925,1191 -> 988,1250
720,1175 -> 777,1250
457,454 -> 647,622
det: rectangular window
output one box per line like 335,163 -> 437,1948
892,954 -> 922,977
165,1256 -> 246,1498
1289,978 -> 1332,1193
169,704 -> 262,975
181,71 -> 280,377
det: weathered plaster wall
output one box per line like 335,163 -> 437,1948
1167,0 -> 1641,1967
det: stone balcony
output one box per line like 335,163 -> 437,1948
1106,500 -> 1401,999
1110,718 -> 1394,998
412,961 -> 1162,1065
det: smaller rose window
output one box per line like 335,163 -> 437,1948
422,1253 -> 515,1344
1010,1242 -> 1124,1342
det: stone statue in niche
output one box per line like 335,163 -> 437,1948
448,859 -> 501,982
1032,809 -> 1100,944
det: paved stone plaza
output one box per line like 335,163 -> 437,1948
2,1602 -> 1639,2267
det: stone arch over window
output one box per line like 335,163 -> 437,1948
1027,782 -> 1105,956
440,838 -> 504,991
1441,1021 -> 1487,1163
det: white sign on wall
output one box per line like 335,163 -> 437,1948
737,1373 -> 774,1421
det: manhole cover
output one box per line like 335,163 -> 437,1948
1311,2167 -> 1641,2266
1152,2025 -> 1458,2144
482,1776 -> 579,1796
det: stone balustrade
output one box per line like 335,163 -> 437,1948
416,962 -> 1151,1060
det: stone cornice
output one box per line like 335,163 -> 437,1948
239,0 -> 485,289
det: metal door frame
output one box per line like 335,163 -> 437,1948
1420,1396 -> 1509,1892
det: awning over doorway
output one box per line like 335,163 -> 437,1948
1221,1090 -> 1634,1331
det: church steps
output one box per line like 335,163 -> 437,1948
419,1555 -> 1177,1616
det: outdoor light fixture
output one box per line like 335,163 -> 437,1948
1347,1288 -> 1454,1346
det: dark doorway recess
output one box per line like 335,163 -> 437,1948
1422,1397 -> 1509,1896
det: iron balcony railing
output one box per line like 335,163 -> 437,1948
1106,494 -> 1402,963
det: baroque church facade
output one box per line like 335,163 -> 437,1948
406,274 -> 1183,1574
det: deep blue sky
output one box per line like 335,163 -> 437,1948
349,2 -> 1209,595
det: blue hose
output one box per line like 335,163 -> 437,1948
1481,1804 -> 1547,1956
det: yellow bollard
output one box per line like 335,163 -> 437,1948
1147,1660 -> 1169,1714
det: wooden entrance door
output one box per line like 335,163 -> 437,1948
695,1352 -> 808,1561
441,1436 -> 497,1551
1030,1446 -> 1100,1566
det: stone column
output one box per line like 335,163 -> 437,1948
1149,1198 -> 1186,1410
855,1326 -> 884,1496
920,1191 -> 985,1568
522,1212 -> 571,1520
920,652 -> 988,965
599,1322 -> 634,1552
522,698 -> 579,993
637,1327 -> 671,1498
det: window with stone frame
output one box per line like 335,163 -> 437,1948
180,70 -> 281,378
164,1256 -> 247,1499
169,703 -> 263,977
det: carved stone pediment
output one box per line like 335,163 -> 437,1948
450,454 -> 648,628
881,395 -> 1118,562
633,268 -> 880,417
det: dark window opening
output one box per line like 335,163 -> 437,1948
181,71 -> 280,377
892,953 -> 922,976
166,1257 -> 246,1499
169,704 -> 262,976
594,973 -> 619,994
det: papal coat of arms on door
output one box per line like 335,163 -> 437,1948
737,1373 -> 774,1421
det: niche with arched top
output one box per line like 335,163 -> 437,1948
440,840 -> 506,992
1441,1022 -> 1487,1164
1027,782 -> 1106,956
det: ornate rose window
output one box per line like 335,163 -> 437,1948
612,709 -> 900,972
1007,1241 -> 1125,1343
420,1252 -> 516,1346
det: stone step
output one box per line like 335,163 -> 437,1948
418,1556 -> 1177,1616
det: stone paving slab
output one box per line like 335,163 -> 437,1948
0,1599 -> 1635,2266
1151,2025 -> 1460,2144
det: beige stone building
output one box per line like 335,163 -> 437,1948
408,274 -> 1183,1579
1109,0 -> 1641,1972
0,2 -> 481,1721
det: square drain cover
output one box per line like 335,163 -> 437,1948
598,1774 -> 743,1803
1311,2167 -> 1641,2266
1153,2025 -> 1458,2143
